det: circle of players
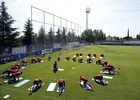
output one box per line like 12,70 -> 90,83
1,53 -> 120,95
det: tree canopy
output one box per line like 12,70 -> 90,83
81,29 -> 106,42
0,2 -> 19,47
22,18 -> 34,46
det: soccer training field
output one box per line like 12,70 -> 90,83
0,45 -> 140,100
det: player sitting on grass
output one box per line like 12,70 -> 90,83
93,75 -> 103,83
57,56 -> 60,61
53,61 -> 58,73
31,58 -> 37,63
80,76 -> 93,88
78,58 -> 84,63
1,69 -> 15,80
7,72 -> 23,81
86,58 -> 93,63
37,57 -> 41,62
101,61 -> 108,67
58,79 -> 66,94
48,56 -> 52,61
65,56 -> 70,61
72,57 -> 76,62
96,59 -> 102,64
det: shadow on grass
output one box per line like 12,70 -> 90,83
95,81 -> 107,86
29,87 -> 41,96
0,82 -> 6,85
0,80 -> 20,85
103,73 -> 115,75
53,69 -> 58,73
80,84 -> 94,92
8,80 -> 20,84
103,73 -> 120,76
87,89 -> 94,92
59,92 -> 64,96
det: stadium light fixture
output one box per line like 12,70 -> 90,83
85,7 -> 91,42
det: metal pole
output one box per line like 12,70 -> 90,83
53,15 -> 55,48
53,15 -> 55,33
85,7 -> 90,43
80,25 -> 81,43
71,21 -> 72,33
74,23 -> 76,42
66,20 -> 67,31
66,20 -> 67,44
60,17 -> 62,28
77,25 -> 79,42
60,17 -> 62,43
43,11 -> 45,49
31,6 -> 33,52
86,12 -> 88,42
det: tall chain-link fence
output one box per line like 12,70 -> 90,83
31,6 -> 81,51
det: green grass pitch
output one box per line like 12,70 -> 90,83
0,45 -> 140,100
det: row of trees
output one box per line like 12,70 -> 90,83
81,29 -> 106,42
22,19 -> 106,49
33,25 -> 80,48
136,34 -> 140,39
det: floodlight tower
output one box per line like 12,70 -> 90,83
85,7 -> 91,42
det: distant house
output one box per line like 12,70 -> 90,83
106,36 -> 116,41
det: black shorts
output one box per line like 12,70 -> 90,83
84,79 -> 88,83
109,68 -> 113,71
99,75 -> 103,80
33,80 -> 39,85
9,74 -> 16,81
53,67 -> 58,71
105,62 -> 107,65
58,81 -> 63,87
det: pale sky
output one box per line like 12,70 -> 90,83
2,0 -> 140,38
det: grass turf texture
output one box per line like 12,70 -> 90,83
0,45 -> 140,100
